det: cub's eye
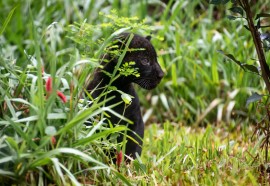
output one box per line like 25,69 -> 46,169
141,58 -> 150,66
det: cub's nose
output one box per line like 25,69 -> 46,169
155,62 -> 164,79
157,69 -> 164,79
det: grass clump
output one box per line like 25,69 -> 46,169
0,42 -> 127,185
141,123 -> 260,185
0,8 -> 144,186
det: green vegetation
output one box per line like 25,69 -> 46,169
1,0 -> 270,185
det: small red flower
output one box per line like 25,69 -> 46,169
116,150 -> 122,171
46,77 -> 53,94
51,136 -> 57,145
57,91 -> 67,103
45,77 -> 67,103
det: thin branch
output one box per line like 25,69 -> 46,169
241,0 -> 270,93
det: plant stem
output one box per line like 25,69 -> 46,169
266,105 -> 270,163
241,0 -> 270,93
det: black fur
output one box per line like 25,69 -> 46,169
87,33 -> 164,160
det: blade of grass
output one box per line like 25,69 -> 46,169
0,6 -> 16,35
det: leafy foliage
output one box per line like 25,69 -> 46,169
67,10 -> 151,59
118,61 -> 140,77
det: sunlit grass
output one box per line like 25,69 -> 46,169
141,123 -> 260,185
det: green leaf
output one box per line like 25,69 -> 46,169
47,113 -> 67,120
209,0 -> 230,4
227,15 -> 237,20
217,50 -> 244,69
256,13 -> 270,20
229,7 -> 243,16
4,96 -> 17,119
58,160 -> 80,185
218,50 -> 260,75
10,98 -> 38,111
5,137 -> 19,152
260,25 -> 270,28
246,93 -> 263,107
51,158 -> 66,185
0,169 -> 15,177
0,156 -> 13,164
133,159 -> 146,174
0,6 -> 16,35
57,97 -> 113,134
6,117 -> 38,149
156,145 -> 178,165
113,171 -> 132,186
160,93 -> 169,110
73,126 -> 127,147
242,64 -> 259,75
15,115 -> 39,123
86,118 -> 105,137
30,148 -> 108,168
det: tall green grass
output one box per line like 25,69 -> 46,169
1,0 -> 266,125
0,3 -> 135,184
0,29 -> 129,186
141,1 -> 266,125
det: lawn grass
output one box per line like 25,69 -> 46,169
141,123 -> 260,185
1,0 -> 270,185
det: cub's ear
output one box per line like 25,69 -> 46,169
145,35 -> 151,41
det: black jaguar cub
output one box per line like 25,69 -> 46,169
87,33 -> 164,160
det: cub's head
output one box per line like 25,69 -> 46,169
106,33 -> 164,90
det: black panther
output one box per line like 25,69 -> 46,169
87,33 -> 164,161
